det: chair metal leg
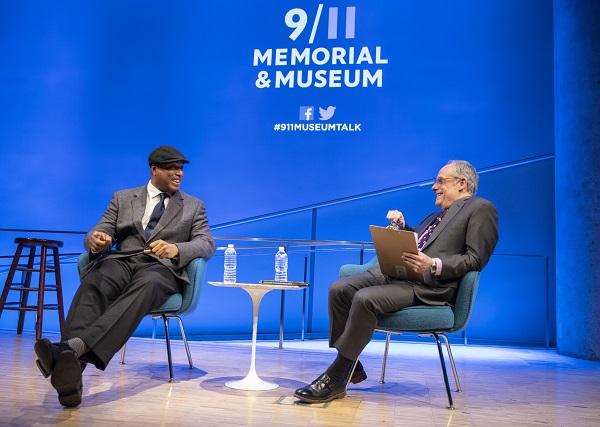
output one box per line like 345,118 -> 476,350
175,315 -> 193,368
120,342 -> 127,364
162,314 -> 174,382
381,332 -> 391,384
345,359 -> 359,389
440,333 -> 462,392
301,286 -> 307,341
432,332 -> 454,410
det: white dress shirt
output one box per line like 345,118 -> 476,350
142,181 -> 170,229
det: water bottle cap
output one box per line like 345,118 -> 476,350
227,244 -> 234,248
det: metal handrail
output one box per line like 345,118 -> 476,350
0,228 -> 370,245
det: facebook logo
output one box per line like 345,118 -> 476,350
299,106 -> 314,121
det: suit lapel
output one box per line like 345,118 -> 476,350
420,197 -> 471,250
149,191 -> 183,238
416,212 -> 439,236
131,186 -> 147,237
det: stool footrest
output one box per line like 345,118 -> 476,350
15,266 -> 57,273
5,284 -> 58,292
3,303 -> 60,311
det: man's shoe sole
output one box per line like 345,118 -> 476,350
34,339 -> 53,378
293,390 -> 347,404
51,351 -> 82,407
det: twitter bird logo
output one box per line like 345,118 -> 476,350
319,106 -> 336,121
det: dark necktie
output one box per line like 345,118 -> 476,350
417,210 -> 446,250
145,193 -> 168,239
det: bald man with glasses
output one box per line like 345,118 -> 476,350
295,160 -> 499,404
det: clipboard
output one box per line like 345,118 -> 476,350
369,225 -> 421,281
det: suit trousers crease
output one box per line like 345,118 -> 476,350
329,270 -> 417,360
62,255 -> 182,370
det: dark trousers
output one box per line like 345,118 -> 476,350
62,255 -> 181,370
329,270 -> 417,360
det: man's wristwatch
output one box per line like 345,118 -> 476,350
430,259 -> 438,276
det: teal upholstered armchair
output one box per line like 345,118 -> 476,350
77,253 -> 208,382
339,258 -> 481,409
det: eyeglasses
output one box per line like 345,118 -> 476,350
433,176 -> 463,185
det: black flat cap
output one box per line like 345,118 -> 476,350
148,146 -> 190,166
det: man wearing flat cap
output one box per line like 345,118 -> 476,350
34,146 -> 215,407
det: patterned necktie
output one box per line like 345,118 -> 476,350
145,193 -> 168,239
417,210 -> 446,250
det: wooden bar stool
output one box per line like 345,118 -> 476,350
0,238 -> 66,340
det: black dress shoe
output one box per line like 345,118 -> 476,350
350,360 -> 367,384
51,350 -> 83,407
294,373 -> 347,403
34,339 -> 65,378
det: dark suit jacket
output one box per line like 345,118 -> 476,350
371,196 -> 499,306
83,185 -> 216,283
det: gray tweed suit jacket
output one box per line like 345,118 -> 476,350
83,185 -> 215,283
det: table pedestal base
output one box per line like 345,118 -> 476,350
208,282 -> 304,392
226,371 -> 278,390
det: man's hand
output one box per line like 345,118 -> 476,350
401,251 -> 433,274
386,210 -> 405,228
148,240 -> 179,259
88,231 -> 112,253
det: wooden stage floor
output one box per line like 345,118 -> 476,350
1,331 -> 599,426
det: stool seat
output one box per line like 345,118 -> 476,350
15,238 -> 63,248
0,237 -> 66,340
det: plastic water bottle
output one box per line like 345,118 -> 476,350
223,244 -> 237,283
274,246 -> 288,282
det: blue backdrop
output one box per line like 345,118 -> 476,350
0,0 -> 552,228
0,1 -> 555,345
